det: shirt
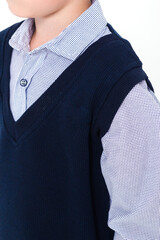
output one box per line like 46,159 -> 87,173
8,0 -> 160,239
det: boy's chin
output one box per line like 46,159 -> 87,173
7,6 -> 33,18
10,11 -> 33,18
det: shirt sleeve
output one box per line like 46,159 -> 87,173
100,79 -> 160,240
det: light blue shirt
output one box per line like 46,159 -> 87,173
8,0 -> 160,239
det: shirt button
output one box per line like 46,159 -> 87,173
20,78 -> 28,87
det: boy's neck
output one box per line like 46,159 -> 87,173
29,0 -> 92,51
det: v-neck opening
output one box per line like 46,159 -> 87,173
1,21 -> 117,143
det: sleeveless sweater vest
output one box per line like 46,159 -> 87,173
0,21 -> 154,240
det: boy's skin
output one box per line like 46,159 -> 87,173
6,0 -> 92,51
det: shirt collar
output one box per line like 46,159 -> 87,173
8,0 -> 108,61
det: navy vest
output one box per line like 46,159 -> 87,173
0,21 -> 154,240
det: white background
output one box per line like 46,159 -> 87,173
0,0 -> 160,100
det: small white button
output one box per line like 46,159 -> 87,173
20,79 -> 28,87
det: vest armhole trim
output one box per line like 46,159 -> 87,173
91,66 -> 153,139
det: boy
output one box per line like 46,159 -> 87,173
0,0 -> 159,239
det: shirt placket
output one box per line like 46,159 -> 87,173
12,50 -> 47,121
